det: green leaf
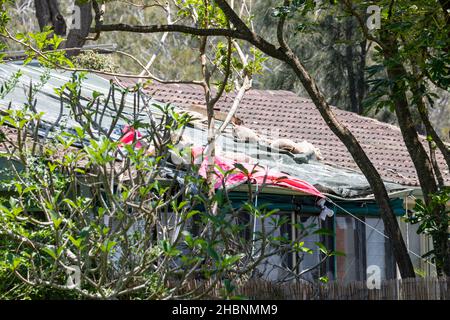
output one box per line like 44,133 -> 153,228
50,211 -> 63,229
233,163 -> 248,175
330,250 -> 346,257
74,126 -> 85,139
42,247 -> 57,260
7,253 -> 21,270
68,235 -> 82,249
222,254 -> 244,268
224,279 -> 235,293
314,242 -> 328,255
207,244 -> 220,261
63,199 -> 77,209
182,231 -> 194,248
161,240 -> 181,256
184,210 -> 200,220
79,226 -> 90,238
100,240 -> 117,253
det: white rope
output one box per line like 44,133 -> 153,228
251,182 -> 259,257
326,197 -> 436,269
405,196 -> 410,251
254,182 -> 259,208
327,198 -> 388,239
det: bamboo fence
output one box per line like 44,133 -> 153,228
172,277 -> 449,300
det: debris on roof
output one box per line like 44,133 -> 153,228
270,138 -> 323,160
232,125 -> 260,143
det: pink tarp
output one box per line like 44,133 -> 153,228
119,127 -> 324,198
119,125 -> 143,149
192,147 -> 324,198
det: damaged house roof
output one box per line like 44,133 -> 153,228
0,61 -> 441,200
129,82 -> 450,187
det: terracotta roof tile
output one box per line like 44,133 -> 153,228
116,79 -> 449,187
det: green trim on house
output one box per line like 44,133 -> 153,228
228,192 -> 406,217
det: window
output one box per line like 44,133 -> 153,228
254,211 -> 334,282
254,212 -> 397,283
336,216 -> 396,283
365,217 -> 396,280
335,216 -> 366,282
291,214 -> 335,282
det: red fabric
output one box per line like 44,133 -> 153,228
192,147 -> 324,198
119,125 -> 143,149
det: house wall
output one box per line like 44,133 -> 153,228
397,217 -> 437,277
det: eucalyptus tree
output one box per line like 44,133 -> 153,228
340,0 -> 449,276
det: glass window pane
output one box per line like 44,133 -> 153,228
336,216 -> 358,282
365,217 -> 396,280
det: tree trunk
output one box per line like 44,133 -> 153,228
282,50 -> 415,278
34,0 -> 92,56
34,0 -> 66,36
356,40 -> 368,114
344,18 -> 359,114
416,98 -> 450,173
381,36 -> 450,276
411,68 -> 450,173
64,1 -> 93,55
386,71 -> 438,201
